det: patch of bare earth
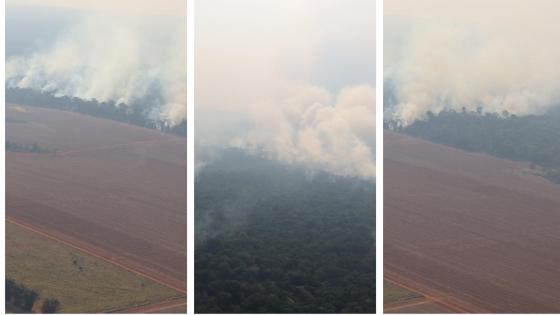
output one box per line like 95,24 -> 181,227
385,131 -> 560,313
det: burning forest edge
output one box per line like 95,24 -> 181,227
6,87 -> 186,137
384,106 -> 560,184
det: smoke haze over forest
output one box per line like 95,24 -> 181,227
385,0 -> 560,125
196,0 -> 376,179
6,0 -> 186,126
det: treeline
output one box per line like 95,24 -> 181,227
195,150 -> 375,313
386,106 -> 560,183
6,141 -> 55,154
6,87 -> 186,137
6,279 -> 60,313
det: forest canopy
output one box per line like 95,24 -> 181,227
195,149 -> 375,313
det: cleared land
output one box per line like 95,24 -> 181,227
6,105 -> 187,311
385,131 -> 560,313
384,279 -> 455,313
6,221 -> 183,313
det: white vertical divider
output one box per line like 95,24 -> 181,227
187,0 -> 195,313
375,0 -> 384,313
0,2 -> 6,314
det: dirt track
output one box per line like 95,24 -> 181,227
7,217 -> 185,294
385,131 -> 560,313
384,276 -> 464,313
384,297 -> 453,314
112,299 -> 187,313
6,105 -> 186,293
384,273 -> 470,313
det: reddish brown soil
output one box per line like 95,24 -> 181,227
386,300 -> 454,314
385,297 -> 454,314
6,105 -> 186,292
112,298 -> 187,313
385,131 -> 560,313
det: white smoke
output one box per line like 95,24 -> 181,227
196,0 -> 376,179
232,84 -> 376,179
6,13 -> 186,125
385,0 -> 560,125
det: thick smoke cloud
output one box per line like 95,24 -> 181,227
6,11 -> 186,125
196,0 -> 375,179
231,85 -> 376,179
385,0 -> 560,125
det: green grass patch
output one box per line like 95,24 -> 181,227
384,280 -> 422,304
6,222 -> 184,313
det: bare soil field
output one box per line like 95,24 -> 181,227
385,131 -> 560,313
6,105 -> 186,296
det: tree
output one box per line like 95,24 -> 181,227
22,289 -> 39,311
41,298 -> 61,313
12,284 -> 26,307
6,278 -> 16,302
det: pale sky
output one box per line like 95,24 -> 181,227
6,0 -> 186,17
386,0 -> 558,29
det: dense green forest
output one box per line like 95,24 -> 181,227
195,149 -> 375,313
6,87 -> 186,137
386,106 -> 560,183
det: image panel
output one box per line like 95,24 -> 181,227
5,0 -> 187,313
384,0 -> 560,313
194,0 -> 376,313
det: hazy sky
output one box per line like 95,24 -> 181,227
385,0 -> 560,124
196,0 -> 376,179
6,0 -> 187,125
6,0 -> 186,17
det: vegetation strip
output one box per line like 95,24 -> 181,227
6,217 -> 186,295
384,276 -> 469,314
384,299 -> 431,312
110,299 -> 187,313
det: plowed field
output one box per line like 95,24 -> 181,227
385,131 -> 560,313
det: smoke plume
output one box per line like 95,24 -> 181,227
385,0 -> 560,125
6,12 -> 186,126
196,0 -> 376,179
230,84 -> 376,179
